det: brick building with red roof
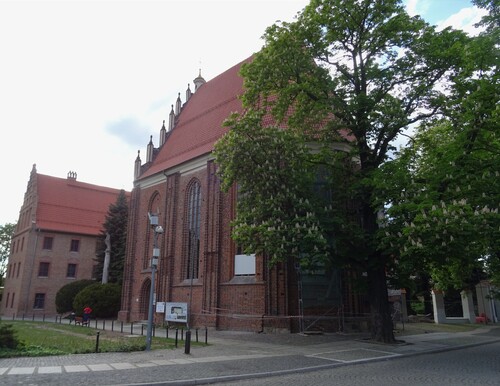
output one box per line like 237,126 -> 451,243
119,57 -> 364,332
1,165 -> 128,317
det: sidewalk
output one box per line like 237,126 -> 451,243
0,322 -> 499,385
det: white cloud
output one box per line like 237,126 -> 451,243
436,6 -> 488,35
405,0 -> 431,18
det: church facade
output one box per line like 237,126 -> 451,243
118,57 -> 366,332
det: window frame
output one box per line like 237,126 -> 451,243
33,293 -> 45,309
185,180 -> 201,280
70,239 -> 80,252
42,236 -> 53,250
66,263 -> 77,278
38,262 -> 50,277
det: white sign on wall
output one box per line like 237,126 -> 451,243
156,302 -> 166,313
165,302 -> 188,323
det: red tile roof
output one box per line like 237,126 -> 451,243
140,56 -> 252,179
35,173 -> 127,236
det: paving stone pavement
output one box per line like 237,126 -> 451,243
0,323 -> 499,385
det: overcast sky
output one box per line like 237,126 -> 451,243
0,0 -> 487,225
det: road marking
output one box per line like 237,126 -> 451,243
38,366 -> 62,374
8,367 -> 35,375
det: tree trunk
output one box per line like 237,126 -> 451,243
367,261 -> 395,343
360,187 -> 395,343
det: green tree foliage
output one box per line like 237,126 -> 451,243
374,0 -> 499,293
55,279 -> 96,314
214,0 -> 472,342
216,111 -> 331,268
94,190 -> 128,284
0,322 -> 23,350
0,223 -> 16,285
73,283 -> 121,318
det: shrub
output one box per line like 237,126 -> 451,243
55,279 -> 96,314
0,322 -> 23,349
73,283 -> 121,318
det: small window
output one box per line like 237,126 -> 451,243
70,239 -> 80,252
16,262 -> 21,277
33,293 -> 45,309
10,293 -> 15,308
38,262 -> 50,277
43,237 -> 53,250
66,263 -> 77,278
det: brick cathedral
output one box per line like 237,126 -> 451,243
118,57 -> 367,333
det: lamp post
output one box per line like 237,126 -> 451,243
146,213 -> 163,351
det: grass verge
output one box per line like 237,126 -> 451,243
394,321 -> 483,336
0,321 -> 181,358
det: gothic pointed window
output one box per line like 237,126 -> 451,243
185,180 -> 201,280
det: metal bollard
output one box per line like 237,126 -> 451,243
184,330 -> 191,354
95,332 -> 100,353
175,328 -> 179,348
205,326 -> 208,345
196,328 -> 199,343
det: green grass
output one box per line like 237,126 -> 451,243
0,321 -> 183,358
394,321 -> 482,336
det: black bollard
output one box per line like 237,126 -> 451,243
166,325 -> 169,339
184,330 -> 191,354
205,326 -> 208,345
175,328 -> 179,348
196,328 -> 199,343
95,332 -> 100,353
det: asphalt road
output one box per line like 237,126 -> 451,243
213,341 -> 500,386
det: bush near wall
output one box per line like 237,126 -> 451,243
73,283 -> 121,318
55,279 -> 96,314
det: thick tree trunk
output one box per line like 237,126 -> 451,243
360,183 -> 395,343
367,262 -> 395,343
